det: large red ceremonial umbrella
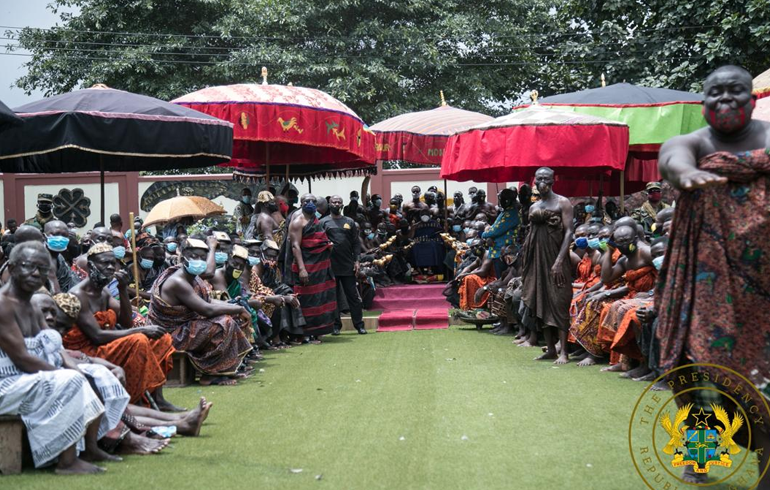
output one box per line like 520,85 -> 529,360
514,83 -> 704,206
752,96 -> 770,122
172,75 -> 376,185
370,98 -> 494,166
440,106 -> 629,197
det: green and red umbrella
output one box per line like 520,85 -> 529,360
440,106 -> 630,197
172,81 -> 376,183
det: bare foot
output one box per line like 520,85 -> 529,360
513,336 -> 528,345
177,398 -> 213,437
118,432 -> 169,455
633,372 -> 656,382
570,351 -> 589,361
518,340 -> 538,348
493,325 -> 513,336
651,380 -> 670,391
554,353 -> 570,365
534,350 -> 558,361
600,363 -> 625,372
80,446 -> 123,463
621,365 -> 651,379
577,356 -> 597,367
682,465 -> 709,484
55,457 -> 106,475
154,398 -> 187,413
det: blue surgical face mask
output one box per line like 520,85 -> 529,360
113,246 -> 126,260
374,199 -> 382,207
166,243 -> 178,253
452,224 -> 462,233
652,255 -> 665,271
584,205 -> 595,213
315,211 -> 322,219
587,238 -> 601,250
302,201 -> 317,215
466,238 -> 474,245
463,227 -> 471,234
184,258 -> 207,276
367,233 -> 375,240
140,258 -> 154,270
242,196 -> 251,204
574,237 -> 588,249
46,235 -> 70,252
124,229 -> 132,239
215,252 -> 228,265
248,256 -> 261,267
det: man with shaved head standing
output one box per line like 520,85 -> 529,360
656,65 -> 770,486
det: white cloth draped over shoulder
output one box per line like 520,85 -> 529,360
0,329 -> 104,467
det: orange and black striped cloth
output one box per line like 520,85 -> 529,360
290,218 -> 337,337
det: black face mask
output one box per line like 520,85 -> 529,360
89,264 -> 112,289
38,203 -> 53,214
266,203 -> 279,213
330,205 -> 342,215
613,240 -> 638,256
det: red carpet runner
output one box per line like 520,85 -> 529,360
372,284 -> 449,332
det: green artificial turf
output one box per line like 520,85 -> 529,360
5,327 -> 754,489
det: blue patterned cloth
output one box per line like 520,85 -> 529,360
481,208 -> 519,258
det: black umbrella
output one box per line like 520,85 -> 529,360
0,85 -> 233,222
0,99 -> 23,133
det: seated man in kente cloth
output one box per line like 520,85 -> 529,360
656,65 -> 770,486
66,242 -> 177,410
149,238 -> 253,386
0,241 -> 107,474
288,194 -> 337,343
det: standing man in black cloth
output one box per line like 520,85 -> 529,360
321,195 -> 367,336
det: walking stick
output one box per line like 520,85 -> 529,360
129,212 -> 140,305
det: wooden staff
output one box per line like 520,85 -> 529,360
129,212 -> 140,304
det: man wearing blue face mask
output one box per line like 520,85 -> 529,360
233,188 -> 255,235
149,238 -> 252,386
287,194 -> 337,343
44,220 -> 78,293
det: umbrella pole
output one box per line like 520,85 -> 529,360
100,156 -> 105,224
620,170 -> 626,215
129,212 -> 140,306
265,144 -> 270,189
443,179 -> 448,232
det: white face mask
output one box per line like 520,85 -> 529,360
420,215 -> 430,222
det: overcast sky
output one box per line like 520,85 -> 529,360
0,0 -> 77,108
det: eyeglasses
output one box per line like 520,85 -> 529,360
13,261 -> 50,275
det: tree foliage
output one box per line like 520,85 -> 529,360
10,0 -> 770,124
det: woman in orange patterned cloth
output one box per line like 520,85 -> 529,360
457,240 -> 496,310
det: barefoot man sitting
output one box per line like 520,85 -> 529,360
149,238 -> 253,386
520,167 -> 574,364
0,241 -> 106,474
65,242 -> 178,410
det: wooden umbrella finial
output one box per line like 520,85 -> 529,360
530,90 -> 539,104
90,83 -> 110,89
601,73 -> 606,87
440,90 -> 447,107
261,67 -> 268,85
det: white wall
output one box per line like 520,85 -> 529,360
24,183 -> 119,232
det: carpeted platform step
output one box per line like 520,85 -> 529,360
370,283 -> 449,311
377,309 -> 415,332
414,308 -> 449,330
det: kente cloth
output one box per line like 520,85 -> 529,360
458,273 -> 495,310
520,208 -> 573,331
63,309 -> 174,404
78,363 -> 130,441
567,250 -> 622,343
0,330 -> 104,468
248,268 -> 276,318
290,217 -> 337,336
596,296 -> 652,363
149,265 -> 252,375
570,295 -> 614,357
655,148 -> 770,397
410,221 -> 445,268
